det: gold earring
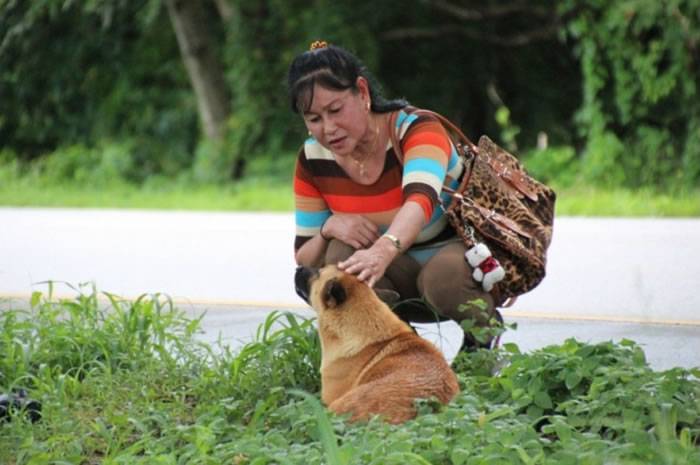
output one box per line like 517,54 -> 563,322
366,102 -> 371,111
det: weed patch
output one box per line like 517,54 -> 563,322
1,289 -> 698,464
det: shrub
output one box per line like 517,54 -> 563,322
524,146 -> 579,186
26,141 -> 140,186
580,131 -> 627,187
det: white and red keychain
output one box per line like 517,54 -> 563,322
465,242 -> 505,292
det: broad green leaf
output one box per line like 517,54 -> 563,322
430,435 -> 447,452
30,291 -> 42,308
450,448 -> 470,465
534,391 -> 553,409
554,422 -> 573,442
565,371 -> 583,390
503,342 -> 521,354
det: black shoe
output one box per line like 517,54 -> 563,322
0,389 -> 42,423
459,309 -> 504,353
460,333 -> 494,353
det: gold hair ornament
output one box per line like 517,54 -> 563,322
309,40 -> 328,51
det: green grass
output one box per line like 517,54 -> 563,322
553,186 -> 700,217
1,290 -> 699,464
1,152 -> 698,215
1,180 -> 698,216
0,179 -> 294,211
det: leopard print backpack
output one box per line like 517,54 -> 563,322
390,108 -> 556,305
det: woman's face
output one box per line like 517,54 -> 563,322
302,80 -> 370,156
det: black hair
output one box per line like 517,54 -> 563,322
287,44 -> 408,114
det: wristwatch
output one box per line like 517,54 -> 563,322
381,233 -> 402,252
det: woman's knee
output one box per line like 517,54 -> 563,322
324,239 -> 356,265
417,242 -> 495,323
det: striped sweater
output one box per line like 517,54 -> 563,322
293,108 -> 464,252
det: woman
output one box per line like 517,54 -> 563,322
288,41 -> 500,350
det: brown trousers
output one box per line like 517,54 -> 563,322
324,239 -> 496,327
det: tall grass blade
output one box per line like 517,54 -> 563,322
289,389 -> 344,465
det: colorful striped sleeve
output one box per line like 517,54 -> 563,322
400,115 -> 452,221
294,150 -> 331,251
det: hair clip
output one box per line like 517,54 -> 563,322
309,40 -> 328,51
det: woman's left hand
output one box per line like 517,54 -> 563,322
338,240 -> 396,288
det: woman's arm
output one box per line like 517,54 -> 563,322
295,212 -> 381,266
294,150 -> 333,267
338,200 -> 425,287
295,233 -> 329,267
338,111 -> 454,287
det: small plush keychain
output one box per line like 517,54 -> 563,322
465,243 -> 505,292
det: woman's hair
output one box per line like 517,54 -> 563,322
287,44 -> 408,114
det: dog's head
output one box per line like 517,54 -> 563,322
295,265 -> 359,311
295,264 -> 392,340
295,265 -> 412,355
295,265 -> 401,309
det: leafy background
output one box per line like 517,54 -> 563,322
1,0 -> 699,191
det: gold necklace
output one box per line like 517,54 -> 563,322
351,153 -> 371,178
350,119 -> 380,178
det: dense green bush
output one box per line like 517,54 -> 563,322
32,141 -> 137,186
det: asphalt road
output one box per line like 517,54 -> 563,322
2,208 -> 699,370
175,304 -> 700,371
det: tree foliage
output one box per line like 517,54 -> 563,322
193,0 -> 378,181
0,0 -> 196,180
1,0 -> 698,189
561,0 -> 700,188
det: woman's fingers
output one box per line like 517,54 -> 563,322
338,256 -> 362,273
358,271 -> 374,285
357,230 -> 375,248
362,220 -> 380,240
333,214 -> 380,248
343,259 -> 366,274
356,221 -> 380,247
337,256 -> 354,271
338,246 -> 388,287
335,232 -> 389,284
367,275 -> 379,288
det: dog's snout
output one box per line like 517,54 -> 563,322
294,266 -> 316,303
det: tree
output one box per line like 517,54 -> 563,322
165,0 -> 230,142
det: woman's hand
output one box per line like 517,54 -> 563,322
338,238 -> 398,288
334,201 -> 427,287
323,214 -> 380,250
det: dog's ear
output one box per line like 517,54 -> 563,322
321,278 -> 347,309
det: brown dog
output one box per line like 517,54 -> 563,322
294,265 -> 460,424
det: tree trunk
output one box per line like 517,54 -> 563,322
212,0 -> 235,22
166,0 -> 230,141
